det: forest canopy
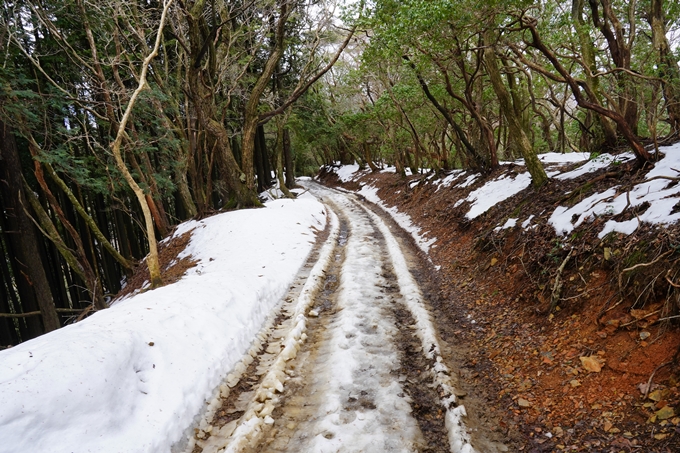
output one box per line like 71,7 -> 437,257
1,0 -> 679,345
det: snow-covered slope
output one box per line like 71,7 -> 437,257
0,194 -> 326,453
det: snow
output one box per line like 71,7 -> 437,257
329,146 -> 680,245
220,209 -> 341,452
465,172 -> 532,219
495,218 -> 518,231
296,193 -> 424,452
457,174 -> 479,188
434,171 -> 465,192
556,152 -> 635,180
334,163 -> 362,182
538,152 -> 590,164
0,194 -> 326,453
549,187 -> 618,236
550,143 -> 680,238
357,184 -> 437,254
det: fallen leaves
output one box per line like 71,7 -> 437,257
655,406 -> 675,420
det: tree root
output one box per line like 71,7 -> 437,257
549,248 -> 573,313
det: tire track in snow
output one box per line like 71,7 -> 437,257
186,185 -> 478,453
265,193 -> 426,452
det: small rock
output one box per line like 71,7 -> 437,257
570,380 -> 581,387
640,331 -> 650,340
580,356 -> 603,373
517,398 -> 532,408
308,310 -> 319,317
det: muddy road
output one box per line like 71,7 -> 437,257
182,184 -> 507,453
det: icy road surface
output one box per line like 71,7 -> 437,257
182,184 -> 477,453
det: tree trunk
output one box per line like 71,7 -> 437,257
275,120 -> 295,198
43,163 -> 133,270
648,0 -> 680,133
241,1 -> 292,197
283,128 -> 296,189
589,0 -> 639,135
0,121 -> 60,332
483,33 -> 548,187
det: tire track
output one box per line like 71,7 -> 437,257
184,184 -> 478,453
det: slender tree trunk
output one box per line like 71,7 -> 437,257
275,120 -> 294,198
43,163 -> 132,270
109,0 -> 174,288
283,128 -> 296,189
483,32 -> 548,187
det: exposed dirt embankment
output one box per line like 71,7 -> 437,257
319,159 -> 680,452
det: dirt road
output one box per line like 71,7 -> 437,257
183,184 -> 505,453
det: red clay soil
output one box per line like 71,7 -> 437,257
320,163 -> 680,452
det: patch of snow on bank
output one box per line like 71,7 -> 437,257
434,170 -> 465,192
539,152 -> 590,164
0,195 -> 326,453
457,174 -> 479,188
465,172 -> 533,219
549,187 -> 618,235
556,152 -> 635,180
495,218 -> 518,231
334,163 -> 362,182
550,143 -> 680,237
358,184 -> 437,254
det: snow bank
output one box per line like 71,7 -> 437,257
0,194 -> 326,453
550,144 -> 680,237
539,152 -> 590,164
465,172 -> 532,219
556,152 -> 635,180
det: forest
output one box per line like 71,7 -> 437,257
1,0 -> 679,346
